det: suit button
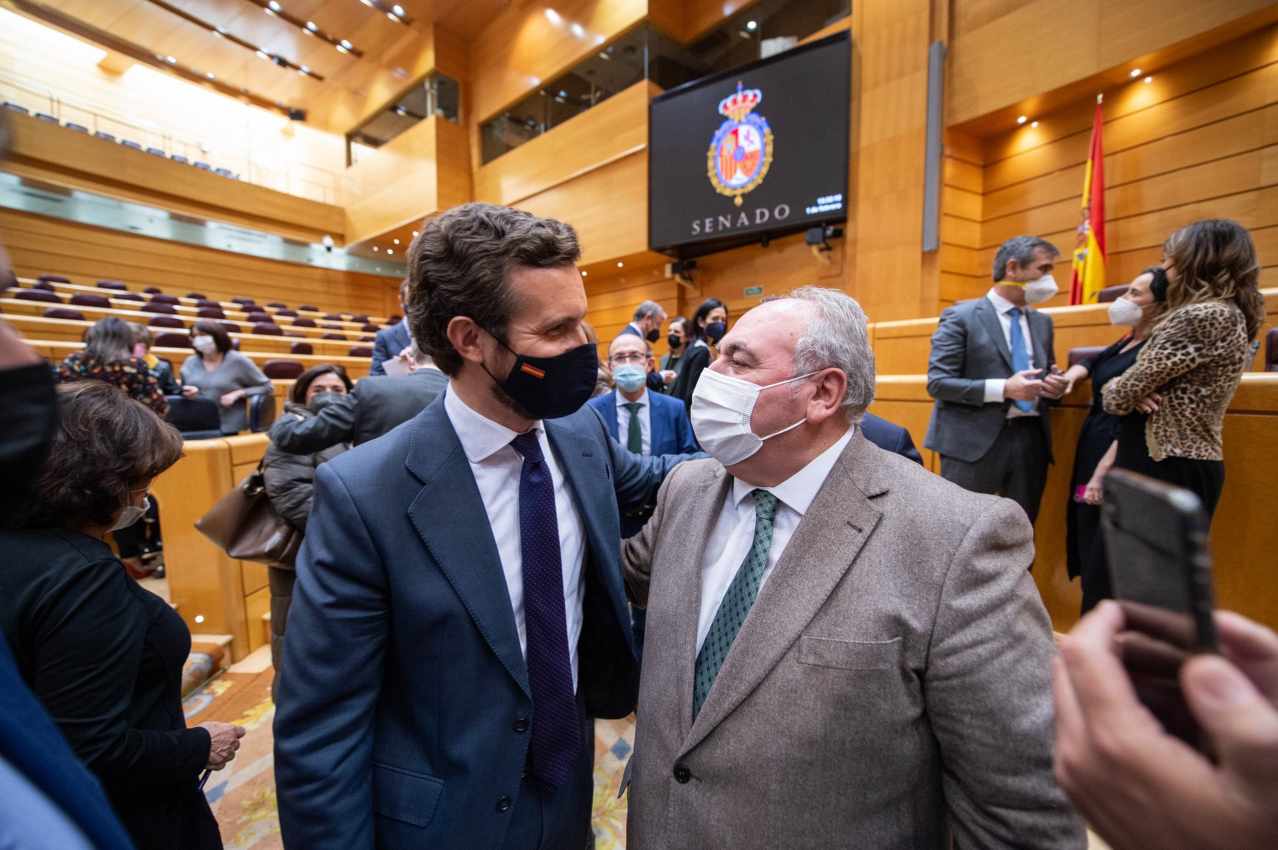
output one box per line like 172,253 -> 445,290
512,717 -> 529,733
673,764 -> 691,784
496,795 -> 512,813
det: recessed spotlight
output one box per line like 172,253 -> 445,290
393,4 -> 405,15
1144,75 -> 1153,84
544,8 -> 562,25
393,238 -> 400,245
387,248 -> 395,255
411,230 -> 418,238
206,71 -> 215,79
341,39 -> 352,48
359,0 -> 373,6
745,19 -> 758,30
616,261 -> 624,268
1130,68 -> 1142,78
387,12 -> 399,21
581,270 -> 588,277
336,43 -> 350,54
299,65 -> 310,75
305,20 -> 317,30
373,246 -> 380,252
1016,115 -> 1027,124
570,22 -> 585,38
256,49 -> 269,60
265,8 -> 278,17
268,0 -> 281,10
558,89 -> 568,98
1030,120 -> 1039,128
165,55 -> 177,64
212,29 -> 224,38
194,615 -> 205,624
598,51 -> 610,60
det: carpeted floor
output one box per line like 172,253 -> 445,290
182,663 -> 636,850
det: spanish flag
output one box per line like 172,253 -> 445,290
1069,96 -> 1107,304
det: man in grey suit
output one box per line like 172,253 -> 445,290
925,235 -> 1069,524
623,287 -> 1083,850
268,345 -> 448,450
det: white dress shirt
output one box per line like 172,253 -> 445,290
615,387 -> 652,455
695,426 -> 856,652
443,383 -> 586,690
983,289 -> 1040,418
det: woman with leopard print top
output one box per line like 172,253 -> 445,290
1103,219 -> 1264,521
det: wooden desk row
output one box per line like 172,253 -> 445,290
25,338 -> 372,380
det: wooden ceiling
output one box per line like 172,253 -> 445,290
31,0 -> 507,129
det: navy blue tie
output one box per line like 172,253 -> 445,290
510,431 -> 580,787
1007,307 -> 1035,413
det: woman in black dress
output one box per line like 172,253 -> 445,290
1059,269 -> 1166,613
670,298 -> 729,410
0,382 -> 244,850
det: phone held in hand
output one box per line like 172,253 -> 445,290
1101,468 -> 1217,749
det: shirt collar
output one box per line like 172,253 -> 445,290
986,288 -> 1022,315
443,381 -> 540,463
731,426 -> 857,516
616,387 -> 648,409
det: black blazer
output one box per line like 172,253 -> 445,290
670,342 -> 712,410
0,529 -> 220,850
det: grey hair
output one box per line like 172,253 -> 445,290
992,235 -> 1060,281
786,286 -> 875,423
632,300 -> 666,322
84,317 -> 135,364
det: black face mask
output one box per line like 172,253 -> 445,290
667,334 -> 682,350
645,327 -> 660,343
308,391 -> 343,413
705,321 -> 726,343
483,331 -> 599,420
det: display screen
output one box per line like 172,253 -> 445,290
648,32 -> 851,256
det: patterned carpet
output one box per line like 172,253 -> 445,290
182,667 -> 636,850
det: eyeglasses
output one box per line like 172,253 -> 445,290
610,352 -> 647,365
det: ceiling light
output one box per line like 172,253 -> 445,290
268,0 -> 281,10
1016,114 -> 1027,124
387,12 -> 399,21
387,249 -> 394,255
392,4 -> 404,14
558,89 -> 567,98
165,55 -> 176,64
341,39 -> 352,48
360,0 -> 373,6
616,261 -> 624,268
598,51 -> 610,60
1130,68 -> 1142,78
570,22 -> 585,38
300,64 -> 310,73
256,49 -> 269,60
336,43 -> 350,54
212,29 -> 224,38
544,9 -> 562,25
206,71 -> 215,79
746,19 -> 758,30
1144,75 -> 1153,84
581,270 -> 588,277
1030,120 -> 1039,128
373,246 -> 379,252
411,230 -> 418,238
393,238 -> 400,245
265,8 -> 278,17
305,20 -> 317,30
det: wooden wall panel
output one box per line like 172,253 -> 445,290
945,0 -> 1277,126
584,269 -> 679,358
468,0 -> 648,123
474,81 -> 655,207
0,208 -> 398,318
514,151 -> 651,266
7,112 -> 345,243
344,117 -> 441,244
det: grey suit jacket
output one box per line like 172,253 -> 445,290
622,432 -> 1083,850
924,296 -> 1055,463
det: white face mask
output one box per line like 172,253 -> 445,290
1108,297 -> 1144,327
691,368 -> 817,467
110,496 -> 149,532
1020,274 -> 1059,305
193,335 -> 217,355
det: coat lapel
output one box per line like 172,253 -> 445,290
679,432 -> 887,757
1029,309 -> 1049,370
975,296 -> 1014,371
404,399 -> 530,697
598,392 -> 620,443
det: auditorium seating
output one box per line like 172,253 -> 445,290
148,315 -> 185,328
149,293 -> 180,304
1096,285 -> 1129,303
349,345 -> 372,357
290,341 -> 313,355
154,332 -> 190,348
293,318 -> 317,327
1067,346 -> 1105,368
142,302 -> 177,315
97,280 -> 128,291
322,333 -> 346,340
262,359 -> 304,379
115,292 -> 144,302
44,307 -> 84,321
164,396 -> 222,440
69,293 -> 111,308
16,289 -> 60,303
253,323 -> 284,336
197,307 -> 226,319
1267,329 -> 1277,372
37,274 -> 69,285
266,302 -> 288,309
143,287 -> 163,294
186,292 -> 208,300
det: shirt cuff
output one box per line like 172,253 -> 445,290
984,379 -> 1006,404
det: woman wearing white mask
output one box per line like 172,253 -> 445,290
1056,268 -> 1166,613
179,320 -> 272,434
0,382 -> 244,850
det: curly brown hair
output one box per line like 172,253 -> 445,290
1160,219 -> 1264,339
18,382 -> 183,530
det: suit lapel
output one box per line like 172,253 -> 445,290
1029,309 -> 1049,370
975,296 -> 1014,371
544,419 -> 635,656
679,433 -> 887,757
404,400 -> 530,697
599,392 -> 620,443
648,395 -> 668,455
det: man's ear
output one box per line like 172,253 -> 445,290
446,316 -> 487,366
809,368 -> 848,423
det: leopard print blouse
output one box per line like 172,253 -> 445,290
1102,300 -> 1250,461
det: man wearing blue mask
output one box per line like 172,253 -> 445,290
622,287 -> 1082,850
275,203 -> 695,850
589,333 -> 699,536
925,234 -> 1069,526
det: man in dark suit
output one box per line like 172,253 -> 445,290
268,347 -> 449,450
617,300 -> 672,392
924,235 -> 1069,524
274,203 -> 691,850
369,278 -> 413,376
861,412 -> 923,465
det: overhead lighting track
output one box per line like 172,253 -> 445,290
356,0 -> 413,26
143,0 -> 341,73
240,0 -> 367,57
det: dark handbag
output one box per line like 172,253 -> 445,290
195,466 -> 301,566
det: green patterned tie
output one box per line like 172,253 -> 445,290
624,402 -> 643,453
693,489 -> 780,719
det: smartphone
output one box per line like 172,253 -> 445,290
1101,468 -> 1217,748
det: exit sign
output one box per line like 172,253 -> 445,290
744,285 -> 764,297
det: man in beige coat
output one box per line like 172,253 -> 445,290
623,288 -> 1083,850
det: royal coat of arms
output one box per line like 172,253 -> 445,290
706,82 -> 774,207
